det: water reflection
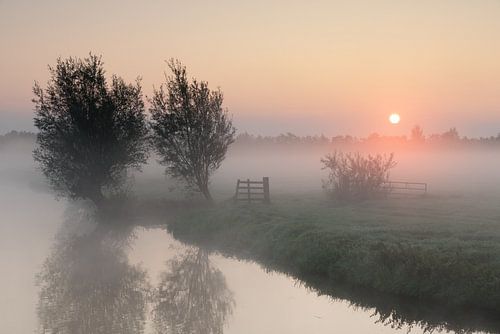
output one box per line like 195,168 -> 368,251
35,209 -> 234,334
152,248 -> 234,334
36,219 -> 149,334
291,274 -> 500,334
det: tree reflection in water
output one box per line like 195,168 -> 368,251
36,216 -> 150,334
36,207 -> 234,334
152,248 -> 235,334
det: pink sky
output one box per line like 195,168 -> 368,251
1,0 -> 500,137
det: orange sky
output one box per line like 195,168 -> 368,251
1,0 -> 500,136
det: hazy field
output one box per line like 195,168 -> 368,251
3,137 -> 500,227
133,143 -> 500,203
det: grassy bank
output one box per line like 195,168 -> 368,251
165,195 -> 500,317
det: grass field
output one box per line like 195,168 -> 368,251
164,192 -> 500,325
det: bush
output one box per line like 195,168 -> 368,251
321,151 -> 396,201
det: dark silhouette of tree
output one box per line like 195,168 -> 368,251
33,54 -> 148,207
441,127 -> 460,142
150,60 -> 235,203
367,132 -> 381,142
321,151 -> 396,201
411,125 -> 425,143
152,248 -> 234,334
36,222 -> 149,334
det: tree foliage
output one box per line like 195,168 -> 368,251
440,127 -> 460,142
33,54 -> 148,206
150,60 -> 235,202
321,151 -> 396,201
411,125 -> 425,143
152,248 -> 234,334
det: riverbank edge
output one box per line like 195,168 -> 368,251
160,202 -> 500,329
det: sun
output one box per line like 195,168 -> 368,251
389,113 -> 400,124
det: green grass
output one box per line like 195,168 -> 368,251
166,194 -> 500,317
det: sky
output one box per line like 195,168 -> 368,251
1,0 -> 500,137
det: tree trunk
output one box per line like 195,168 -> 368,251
199,183 -> 214,204
86,184 -> 106,209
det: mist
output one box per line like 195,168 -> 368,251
2,132 -> 500,333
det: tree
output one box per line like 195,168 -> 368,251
441,127 -> 460,142
150,60 -> 235,203
411,125 -> 425,143
321,151 -> 396,201
33,54 -> 148,207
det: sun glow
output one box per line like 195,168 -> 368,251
389,113 -> 400,124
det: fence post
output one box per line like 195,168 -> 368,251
234,179 -> 240,202
263,177 -> 270,204
247,179 -> 251,203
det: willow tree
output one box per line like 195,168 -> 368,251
150,60 -> 235,202
33,54 -> 148,207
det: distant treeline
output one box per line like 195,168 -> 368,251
2,126 -> 500,150
233,127 -> 500,149
0,130 -> 36,147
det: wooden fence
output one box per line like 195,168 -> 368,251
381,181 -> 427,195
234,177 -> 270,203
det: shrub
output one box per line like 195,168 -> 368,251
321,151 -> 396,201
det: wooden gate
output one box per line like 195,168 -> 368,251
234,177 -> 270,203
